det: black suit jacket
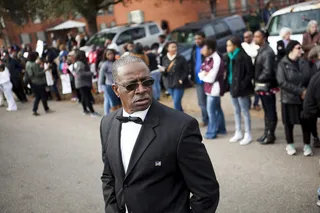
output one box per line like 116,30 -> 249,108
100,100 -> 220,213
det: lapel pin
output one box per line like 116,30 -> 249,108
155,161 -> 162,167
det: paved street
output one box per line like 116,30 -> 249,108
1,88 -> 320,213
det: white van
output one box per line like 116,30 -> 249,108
266,0 -> 320,54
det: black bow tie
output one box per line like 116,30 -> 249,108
116,116 -> 143,124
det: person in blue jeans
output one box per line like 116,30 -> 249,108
191,31 -> 209,126
198,39 -> 226,139
99,49 -> 121,115
160,41 -> 188,111
226,36 -> 254,145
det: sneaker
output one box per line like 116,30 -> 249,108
83,110 -> 90,115
33,112 -> 40,116
239,133 -> 252,146
0,104 -> 5,108
91,112 -> 102,118
6,108 -> 17,112
45,109 -> 55,113
317,200 -> 320,207
313,137 -> 320,148
303,144 -> 313,156
229,131 -> 243,143
286,144 -> 296,156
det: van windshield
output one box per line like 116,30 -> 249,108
86,32 -> 116,46
168,31 -> 196,44
268,9 -> 320,36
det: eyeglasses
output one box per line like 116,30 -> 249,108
116,78 -> 155,91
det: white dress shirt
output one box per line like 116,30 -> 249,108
120,107 -> 149,213
120,107 -> 150,173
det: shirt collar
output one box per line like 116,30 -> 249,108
122,106 -> 150,122
167,53 -> 177,61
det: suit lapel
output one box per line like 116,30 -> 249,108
108,109 -> 125,179
125,101 -> 160,180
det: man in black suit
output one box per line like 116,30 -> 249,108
100,56 -> 220,213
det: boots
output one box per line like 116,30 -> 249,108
257,118 -> 268,142
260,120 -> 277,145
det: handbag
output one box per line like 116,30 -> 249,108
166,59 -> 176,72
254,82 -> 269,92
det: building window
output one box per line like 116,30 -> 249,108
100,23 -> 108,30
229,0 -> 236,14
33,15 -> 42,24
36,31 -> 46,41
97,9 -> 106,16
108,4 -> 114,15
20,33 -> 31,44
241,0 -> 247,11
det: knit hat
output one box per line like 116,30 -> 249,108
286,40 -> 300,54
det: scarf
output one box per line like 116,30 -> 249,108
227,48 -> 241,85
167,53 -> 177,61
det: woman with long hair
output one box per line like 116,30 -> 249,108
99,49 -> 121,115
74,50 -> 100,117
161,41 -> 188,111
302,20 -> 320,60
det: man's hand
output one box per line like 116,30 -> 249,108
179,80 -> 183,84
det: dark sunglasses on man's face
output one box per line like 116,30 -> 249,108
117,78 -> 155,91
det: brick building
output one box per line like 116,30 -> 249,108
0,0 -> 302,48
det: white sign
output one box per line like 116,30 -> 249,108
128,10 -> 144,24
36,40 -> 44,57
60,74 -> 72,94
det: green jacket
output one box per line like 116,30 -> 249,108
26,61 -> 46,85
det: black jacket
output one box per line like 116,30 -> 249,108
302,72 -> 320,119
254,43 -> 277,89
276,40 -> 286,63
190,45 -> 205,82
100,100 -> 220,213
226,49 -> 254,98
146,53 -> 158,72
162,54 -> 189,89
276,56 -> 316,104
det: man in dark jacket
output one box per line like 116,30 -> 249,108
254,30 -> 278,144
3,52 -> 27,102
191,31 -> 208,126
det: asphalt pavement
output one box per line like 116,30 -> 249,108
1,89 -> 320,213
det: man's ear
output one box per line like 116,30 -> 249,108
112,84 -> 120,97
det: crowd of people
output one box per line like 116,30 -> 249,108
1,18 -> 320,156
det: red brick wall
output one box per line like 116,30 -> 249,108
114,0 -> 210,30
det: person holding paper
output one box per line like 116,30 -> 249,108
26,52 -> 53,116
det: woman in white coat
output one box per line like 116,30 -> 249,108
0,64 -> 17,111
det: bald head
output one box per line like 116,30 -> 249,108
244,31 -> 253,44
112,55 -> 149,83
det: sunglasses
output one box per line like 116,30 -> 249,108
117,78 -> 155,91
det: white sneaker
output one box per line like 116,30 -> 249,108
239,133 -> 252,146
229,131 -> 243,143
286,144 -> 296,156
303,144 -> 313,156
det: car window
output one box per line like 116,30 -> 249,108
203,25 -> 215,37
226,18 -> 246,32
116,30 -> 133,45
86,32 -> 116,46
268,9 -> 320,36
170,31 -> 195,44
213,22 -> 231,39
149,24 -> 160,35
131,27 -> 146,40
